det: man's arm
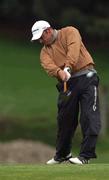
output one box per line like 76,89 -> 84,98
40,48 -> 60,77
40,48 -> 69,81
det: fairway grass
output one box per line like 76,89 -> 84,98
0,164 -> 109,180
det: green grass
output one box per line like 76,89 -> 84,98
0,39 -> 57,118
0,39 -> 57,144
92,48 -> 109,85
0,164 -> 109,180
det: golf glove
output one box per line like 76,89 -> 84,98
64,67 -> 71,81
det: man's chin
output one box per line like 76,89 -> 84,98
44,42 -> 51,46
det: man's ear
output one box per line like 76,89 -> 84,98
47,27 -> 52,34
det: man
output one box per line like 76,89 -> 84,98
31,20 -> 101,165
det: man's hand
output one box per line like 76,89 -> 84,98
58,68 -> 71,81
64,67 -> 71,80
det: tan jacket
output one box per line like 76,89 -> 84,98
40,26 -> 94,78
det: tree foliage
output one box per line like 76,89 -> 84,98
0,0 -> 109,43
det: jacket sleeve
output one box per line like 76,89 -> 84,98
65,27 -> 81,68
40,48 -> 61,77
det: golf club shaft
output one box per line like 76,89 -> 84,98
64,82 -> 67,92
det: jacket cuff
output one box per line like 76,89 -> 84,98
56,68 -> 61,75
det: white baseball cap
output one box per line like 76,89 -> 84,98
31,20 -> 51,41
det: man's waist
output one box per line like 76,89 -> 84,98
71,64 -> 97,78
74,64 -> 94,73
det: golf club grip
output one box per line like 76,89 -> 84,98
64,82 -> 67,92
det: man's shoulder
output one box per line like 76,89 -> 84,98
40,45 -> 49,56
40,46 -> 46,53
60,26 -> 78,33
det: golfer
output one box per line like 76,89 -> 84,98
31,20 -> 101,165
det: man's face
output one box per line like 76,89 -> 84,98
39,28 -> 53,45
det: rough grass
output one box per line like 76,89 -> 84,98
0,164 -> 109,180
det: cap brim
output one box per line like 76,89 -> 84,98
31,30 -> 43,41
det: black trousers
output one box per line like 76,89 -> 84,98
55,73 -> 101,160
